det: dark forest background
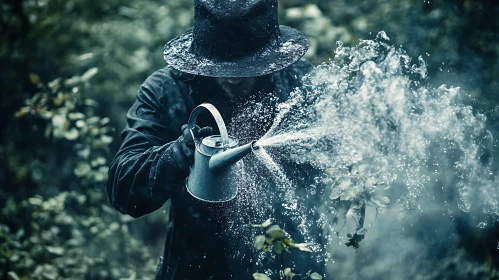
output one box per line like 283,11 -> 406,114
1,0 -> 498,279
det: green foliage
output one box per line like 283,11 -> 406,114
344,230 -> 366,252
1,74 -> 160,279
252,219 -> 312,254
323,164 -> 390,251
1,2 -> 186,277
16,68 -> 113,184
252,273 -> 272,280
327,164 -> 391,210
1,191 -> 157,279
253,269 -> 323,280
252,219 -> 322,280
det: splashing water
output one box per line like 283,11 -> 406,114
253,32 -> 498,229
251,146 -> 317,244
222,32 -> 498,275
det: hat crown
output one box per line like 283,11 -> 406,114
193,0 -> 279,60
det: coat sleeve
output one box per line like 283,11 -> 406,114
107,71 -> 188,218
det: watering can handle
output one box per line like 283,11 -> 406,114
188,103 -> 230,147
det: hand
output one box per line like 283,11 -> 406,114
170,125 -> 214,169
181,124 -> 215,151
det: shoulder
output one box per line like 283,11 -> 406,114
138,67 -> 193,125
138,66 -> 192,102
141,66 -> 177,94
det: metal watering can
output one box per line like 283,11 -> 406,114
186,103 -> 259,203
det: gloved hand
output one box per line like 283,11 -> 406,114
170,124 -> 214,170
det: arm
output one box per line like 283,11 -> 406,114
107,73 -> 190,218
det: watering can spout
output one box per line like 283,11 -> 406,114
209,141 -> 259,173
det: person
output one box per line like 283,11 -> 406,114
107,0 -> 324,279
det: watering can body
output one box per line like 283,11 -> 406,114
187,135 -> 240,202
186,103 -> 257,203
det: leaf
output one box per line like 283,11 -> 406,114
48,78 -> 60,89
295,243 -> 312,253
346,233 -> 364,251
28,197 -> 43,206
356,227 -> 368,235
119,215 -> 135,223
76,120 -> 86,128
109,223 -> 119,231
101,205 -> 116,215
100,117 -> 110,125
74,163 -> 91,177
77,148 -> 91,159
101,135 -> 113,144
266,225 -> 286,239
64,128 -> 79,140
87,116 -> 100,124
310,272 -> 323,280
282,268 -> 298,279
292,243 -> 312,252
46,246 -> 64,255
81,67 -> 99,81
353,234 -> 365,242
371,195 -> 390,208
282,238 -> 292,245
273,241 -> 284,254
42,271 -> 58,280
340,188 -> 356,201
44,124 -> 52,138
329,188 -> 341,200
254,235 -> 266,250
338,179 -> 351,190
91,157 -> 107,167
51,113 -> 66,129
261,218 -> 272,228
7,271 -> 20,280
31,222 -> 40,231
120,270 -> 136,280
68,112 -> 85,120
252,273 -> 271,280
252,218 -> 272,228
15,107 -> 31,118
29,73 -> 41,85
84,99 -> 99,107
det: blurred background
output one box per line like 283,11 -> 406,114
1,0 -> 498,279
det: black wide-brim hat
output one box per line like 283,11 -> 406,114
163,0 -> 308,78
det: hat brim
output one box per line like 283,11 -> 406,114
163,25 -> 308,78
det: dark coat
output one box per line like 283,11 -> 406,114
107,59 -> 325,279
